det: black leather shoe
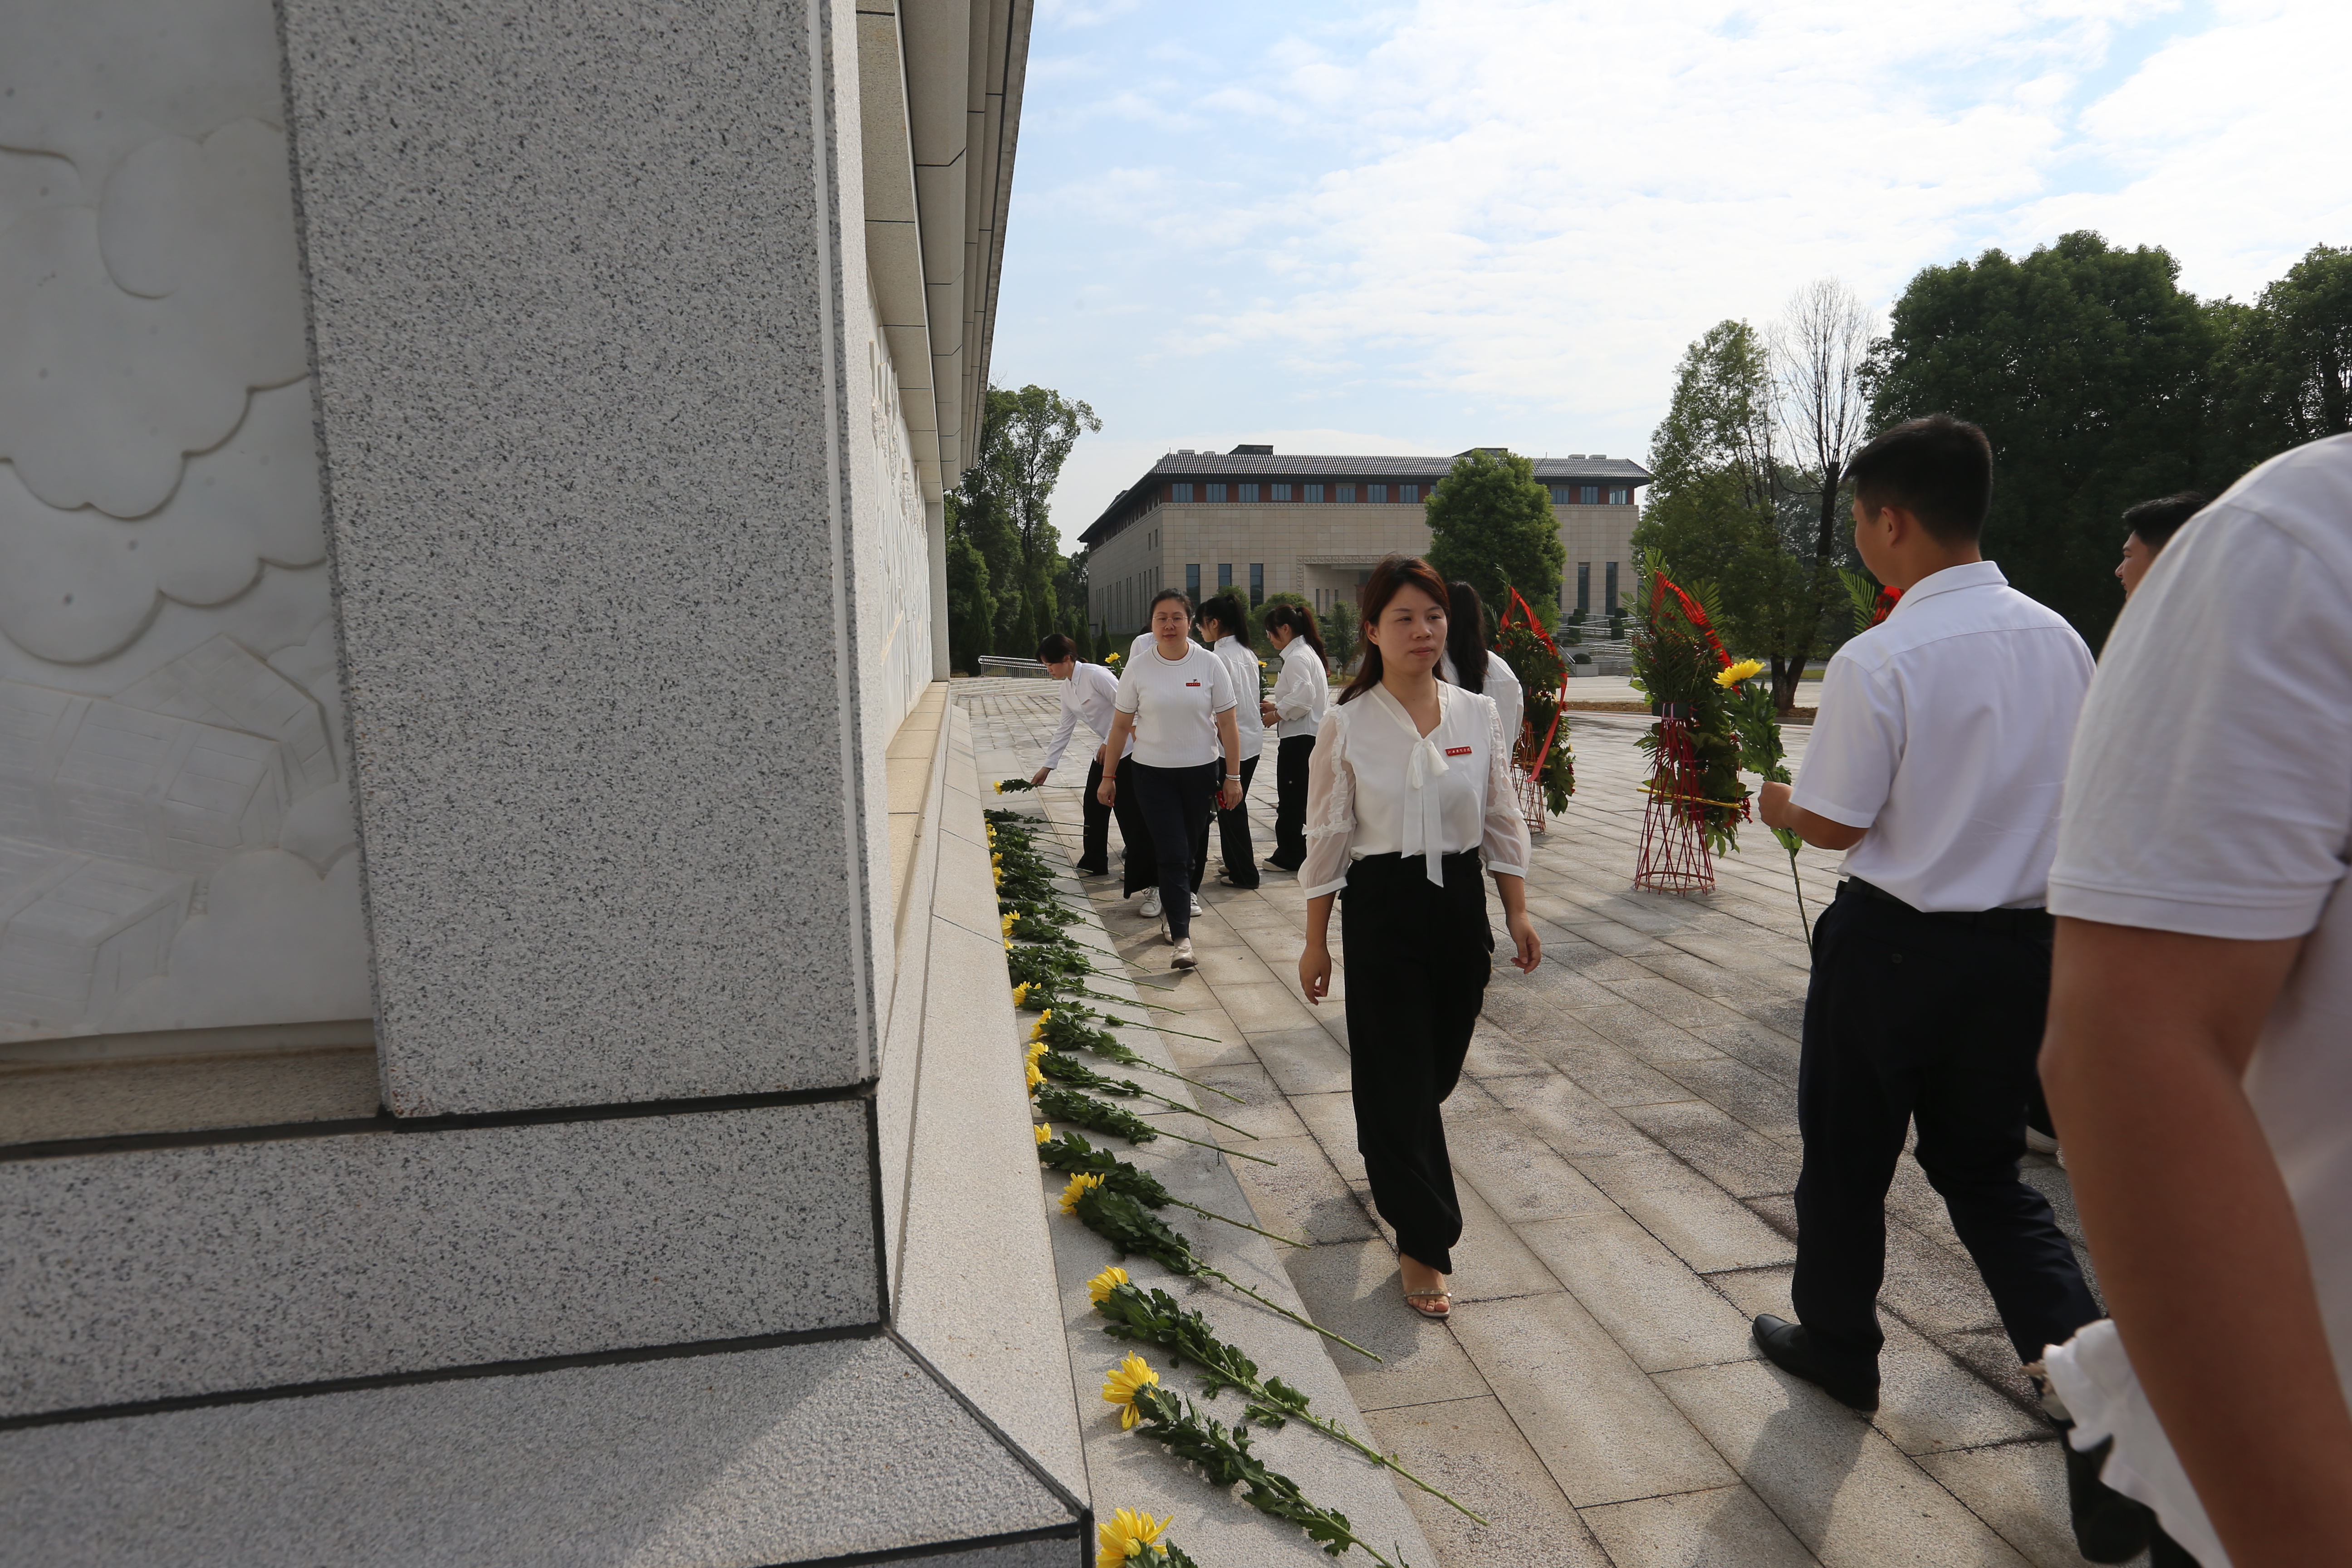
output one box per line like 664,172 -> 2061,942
2061,1431 -> 2156,1562
1752,1314 -> 1880,1411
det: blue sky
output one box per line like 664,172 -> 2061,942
991,0 -> 2351,540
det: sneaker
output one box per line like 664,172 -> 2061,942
1189,893 -> 1203,916
1141,890 -> 1162,919
1171,938 -> 1197,970
2024,1127 -> 2060,1156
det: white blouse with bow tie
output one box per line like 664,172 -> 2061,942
1299,681 -> 1534,898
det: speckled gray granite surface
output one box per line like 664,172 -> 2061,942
279,0 -> 881,1115
1,1102 -> 877,1418
0,1336 -> 1081,1566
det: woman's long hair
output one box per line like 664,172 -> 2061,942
1445,580 -> 1490,695
1339,554 -> 1451,706
1261,602 -> 1326,665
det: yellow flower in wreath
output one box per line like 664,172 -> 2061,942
1035,1123 -> 1054,1146
1101,1353 -> 1160,1429
1715,658 -> 1767,688
1096,1507 -> 1172,1567
1058,1172 -> 1103,1214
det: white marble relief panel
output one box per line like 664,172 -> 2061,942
0,0 -> 370,1043
865,273 -> 932,734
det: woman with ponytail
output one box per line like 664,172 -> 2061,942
1440,580 -> 1524,758
1258,602 -> 1329,872
1298,554 -> 1542,1321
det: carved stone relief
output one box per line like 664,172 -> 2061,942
0,0 -> 369,1041
866,272 -> 933,732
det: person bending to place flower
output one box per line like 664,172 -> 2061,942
1296,554 -> 1541,1321
1259,602 -> 1331,874
1098,589 -> 1243,970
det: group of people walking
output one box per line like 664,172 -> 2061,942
1023,416 -> 2352,1568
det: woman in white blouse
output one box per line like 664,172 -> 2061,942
1299,554 -> 1541,1321
1099,590 -> 1244,970
1258,602 -> 1329,872
1439,580 -> 1524,754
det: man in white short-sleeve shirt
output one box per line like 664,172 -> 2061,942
2039,434 -> 2352,1568
1753,415 -> 2102,1417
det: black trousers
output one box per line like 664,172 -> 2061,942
1791,881 -> 2101,1372
1129,760 -> 1216,938
1342,850 -> 1494,1275
1197,752 -> 1260,888
1078,755 -> 1113,874
1266,735 -> 1314,872
1113,755 -> 1156,897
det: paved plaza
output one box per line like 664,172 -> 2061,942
960,677 -> 2123,1568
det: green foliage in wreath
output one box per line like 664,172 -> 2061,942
1494,621 -> 1575,814
1629,549 -> 1749,855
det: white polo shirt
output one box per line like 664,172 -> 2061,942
1211,634 -> 1267,762
1041,662 -> 1129,771
1788,559 -> 2093,912
1114,641 -> 1236,769
2040,436 -> 2352,1568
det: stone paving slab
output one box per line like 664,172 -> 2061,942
956,681 -> 2130,1568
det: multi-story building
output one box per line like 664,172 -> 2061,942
1079,446 -> 1653,637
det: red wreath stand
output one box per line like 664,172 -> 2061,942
1634,702 -> 1714,894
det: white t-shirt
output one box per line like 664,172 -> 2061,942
1441,648 -> 1525,751
1113,641 -> 1236,769
1211,635 -> 1268,761
1042,662 -> 1130,770
1271,639 -> 1331,740
2042,434 -> 2352,1568
1299,681 -> 1532,897
1789,560 -> 2093,911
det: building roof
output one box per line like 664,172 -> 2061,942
1079,449 -> 1653,546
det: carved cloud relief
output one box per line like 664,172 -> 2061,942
0,0 -> 370,1040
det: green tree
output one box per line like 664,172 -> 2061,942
2213,243 -> 2352,474
953,382 -> 1100,654
1868,231 -> 2217,646
1319,599 -> 1359,672
943,517 -> 994,674
1423,449 -> 1564,627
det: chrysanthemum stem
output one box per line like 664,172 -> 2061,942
1162,1196 -> 1305,1248
1157,1127 -> 1278,1166
1145,1096 -> 1260,1142
1201,1268 -> 1383,1362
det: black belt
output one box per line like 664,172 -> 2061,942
1845,877 -> 2053,938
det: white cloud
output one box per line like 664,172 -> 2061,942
1003,0 -> 2348,533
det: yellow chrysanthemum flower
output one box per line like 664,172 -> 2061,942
1059,1172 -> 1104,1214
1002,913 -> 1016,937
1026,1060 -> 1045,1097
1088,1265 -> 1130,1303
992,780 -> 1004,794
1013,982 -> 1031,1005
1027,1038 -> 1048,1066
1101,1353 -> 1160,1430
1096,1507 -> 1172,1568
1035,1123 -> 1054,1146
1715,658 -> 1767,688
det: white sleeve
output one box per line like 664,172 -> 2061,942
1487,653 -> 1525,745
1788,650 -> 1898,829
1113,661 -> 1142,715
1481,696 -> 1532,879
1040,684 -> 1082,770
2051,508 -> 2352,938
1206,652 -> 1237,715
1300,708 -> 1356,897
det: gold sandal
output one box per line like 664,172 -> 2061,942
1403,1287 -> 1452,1321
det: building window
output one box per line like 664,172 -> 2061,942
1579,484 -> 1600,504
1206,482 -> 1228,502
1271,482 -> 1293,501
1218,563 -> 1233,591
1186,563 -> 1200,602
1250,564 -> 1264,606
1336,484 -> 1356,502
1171,482 -> 1194,502
1549,485 -> 1572,504
1239,482 -> 1260,502
1576,562 -> 1591,614
1303,484 -> 1325,503
1608,486 -> 1630,505
1399,484 -> 1419,503
1366,483 -> 1387,503
1604,560 -> 1618,611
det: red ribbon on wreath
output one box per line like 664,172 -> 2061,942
1649,572 -> 1732,668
